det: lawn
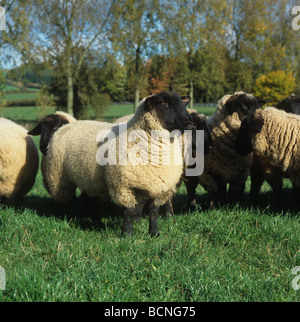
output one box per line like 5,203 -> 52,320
0,105 -> 299,302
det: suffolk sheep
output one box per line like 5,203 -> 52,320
28,111 -> 76,193
184,92 -> 262,209
45,92 -> 195,236
250,95 -> 300,201
115,108 -> 213,216
0,118 -> 39,203
235,107 -> 300,204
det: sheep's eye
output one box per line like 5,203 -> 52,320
161,102 -> 169,108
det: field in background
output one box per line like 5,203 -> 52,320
0,103 -> 299,302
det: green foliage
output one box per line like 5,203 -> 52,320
253,70 -> 297,105
35,85 -> 56,119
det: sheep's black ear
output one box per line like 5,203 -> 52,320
257,99 -> 267,107
181,96 -> 191,106
235,113 -> 263,156
144,96 -> 157,111
28,122 -> 42,136
59,117 -> 70,127
235,115 -> 253,155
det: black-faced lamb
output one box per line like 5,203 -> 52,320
0,118 -> 39,203
45,91 -> 196,236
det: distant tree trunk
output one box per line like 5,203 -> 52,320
134,86 -> 140,111
189,77 -> 194,109
66,57 -> 74,116
134,46 -> 141,111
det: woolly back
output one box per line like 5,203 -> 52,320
254,107 -> 300,172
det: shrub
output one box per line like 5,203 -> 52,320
253,70 -> 297,105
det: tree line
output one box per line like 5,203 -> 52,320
1,0 -> 300,118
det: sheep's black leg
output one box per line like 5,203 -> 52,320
148,201 -> 160,237
161,199 -> 173,217
0,196 -> 7,205
122,199 -> 145,235
122,207 -> 136,236
134,200 -> 145,223
184,176 -> 199,210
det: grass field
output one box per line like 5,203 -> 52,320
0,104 -> 299,302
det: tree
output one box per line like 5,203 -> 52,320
0,0 -> 32,65
160,0 -> 229,107
111,0 -> 160,110
253,70 -> 297,105
30,0 -> 117,116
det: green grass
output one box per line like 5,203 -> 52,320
0,105 -> 299,302
2,92 -> 37,102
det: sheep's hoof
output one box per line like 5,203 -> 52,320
149,230 -> 160,238
187,199 -> 197,211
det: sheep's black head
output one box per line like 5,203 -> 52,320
28,114 -> 70,155
224,92 -> 265,117
144,91 -> 193,132
235,112 -> 264,156
190,112 -> 213,155
276,94 -> 300,115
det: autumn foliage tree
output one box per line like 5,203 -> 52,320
253,70 -> 297,105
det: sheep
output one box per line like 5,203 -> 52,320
28,111 -> 76,193
184,92 -> 262,209
250,95 -> 300,201
45,91 -> 196,236
235,106 -> 300,204
115,108 -> 213,215
0,118 -> 39,203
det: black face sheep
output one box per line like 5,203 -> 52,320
184,92 -> 262,209
115,108 -> 213,216
0,118 -> 39,204
235,107 -> 300,205
45,91 -> 194,236
28,111 -> 76,194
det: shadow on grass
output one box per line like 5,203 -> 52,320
8,194 -> 124,233
4,184 -> 299,236
172,186 -> 300,217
